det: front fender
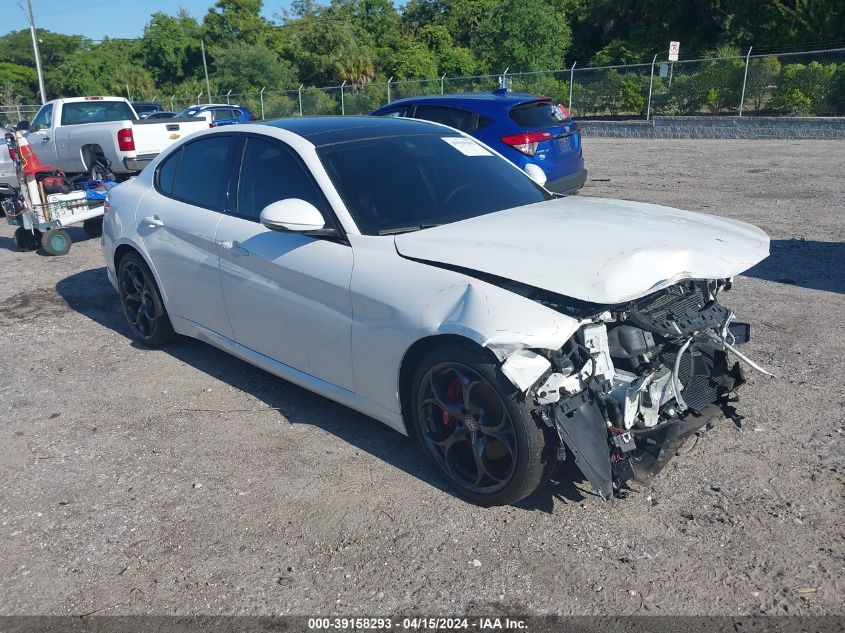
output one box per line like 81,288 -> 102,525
349,235 -> 580,419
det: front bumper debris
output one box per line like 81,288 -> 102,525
527,279 -> 769,500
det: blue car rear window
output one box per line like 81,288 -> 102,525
509,101 -> 567,127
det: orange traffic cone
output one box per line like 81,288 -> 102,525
15,130 -> 53,207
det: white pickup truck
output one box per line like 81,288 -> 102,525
20,96 -> 209,180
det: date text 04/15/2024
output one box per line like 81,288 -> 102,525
307,617 -> 528,630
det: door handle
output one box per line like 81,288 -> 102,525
41,136 -> 50,142
219,240 -> 249,256
142,215 -> 164,228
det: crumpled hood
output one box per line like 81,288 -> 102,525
394,196 -> 770,304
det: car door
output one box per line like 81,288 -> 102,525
216,134 -> 355,390
25,103 -> 59,166
138,134 -> 237,338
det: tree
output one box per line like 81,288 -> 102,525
142,11 -> 204,90
450,0 -> 572,72
213,43 -> 297,93
0,63 -> 36,101
203,0 -> 272,48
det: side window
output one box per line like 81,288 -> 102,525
30,104 -> 53,131
379,106 -> 407,118
156,148 -> 182,195
212,109 -> 234,122
413,105 -> 478,133
236,136 -> 326,222
170,136 -> 234,210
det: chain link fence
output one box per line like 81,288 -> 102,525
7,47 -> 844,124
0,104 -> 40,128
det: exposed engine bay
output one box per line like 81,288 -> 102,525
511,279 -> 769,500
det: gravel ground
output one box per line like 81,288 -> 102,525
0,139 -> 843,617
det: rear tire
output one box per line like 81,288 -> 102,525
40,228 -> 71,256
13,227 -> 38,251
117,251 -> 176,347
409,344 -> 553,506
90,159 -> 113,182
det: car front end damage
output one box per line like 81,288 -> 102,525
499,278 -> 772,500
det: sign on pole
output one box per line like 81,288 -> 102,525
668,41 -> 680,62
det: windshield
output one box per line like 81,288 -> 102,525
60,101 -> 137,125
317,133 -> 552,235
177,108 -> 200,118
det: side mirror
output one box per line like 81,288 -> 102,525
16,120 -> 30,131
260,199 -> 326,233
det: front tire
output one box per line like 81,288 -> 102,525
409,345 -> 553,506
117,252 -> 176,347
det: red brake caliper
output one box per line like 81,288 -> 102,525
443,378 -> 462,425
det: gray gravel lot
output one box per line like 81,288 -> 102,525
0,139 -> 843,617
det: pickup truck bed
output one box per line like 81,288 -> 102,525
23,97 -> 209,178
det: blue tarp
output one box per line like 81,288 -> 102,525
83,180 -> 118,201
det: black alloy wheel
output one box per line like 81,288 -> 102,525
117,252 -> 175,347
410,346 -> 552,506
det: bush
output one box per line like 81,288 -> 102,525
771,62 -> 837,115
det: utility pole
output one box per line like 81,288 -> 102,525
23,0 -> 47,104
201,40 -> 212,104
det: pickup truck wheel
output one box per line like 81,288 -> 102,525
13,227 -> 38,251
41,228 -> 72,256
90,160 -> 113,182
83,217 -> 103,237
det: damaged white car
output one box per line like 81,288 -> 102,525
102,116 -> 770,505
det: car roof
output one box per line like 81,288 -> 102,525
197,103 -> 246,109
259,115 -> 456,146
383,91 -> 548,109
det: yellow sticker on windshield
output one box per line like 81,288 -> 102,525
441,136 -> 492,157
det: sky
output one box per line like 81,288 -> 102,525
6,0 -> 290,40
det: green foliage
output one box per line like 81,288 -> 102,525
591,40 -> 642,66
597,70 -> 646,115
0,0 -> 843,118
214,43 -> 297,93
745,56 -> 782,112
450,0 -> 571,72
203,0 -> 271,47
300,86 -> 340,115
141,12 -> 204,90
0,63 -> 37,100
771,62 -> 837,115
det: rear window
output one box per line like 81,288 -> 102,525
509,101 -> 568,127
60,101 -> 137,125
134,104 -> 161,114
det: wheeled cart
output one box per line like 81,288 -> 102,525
2,130 -> 105,256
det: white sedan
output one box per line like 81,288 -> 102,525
101,116 -> 770,505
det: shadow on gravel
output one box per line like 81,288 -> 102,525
56,266 -> 583,512
745,239 -> 845,295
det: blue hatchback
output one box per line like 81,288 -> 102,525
176,104 -> 257,127
371,91 -> 587,194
